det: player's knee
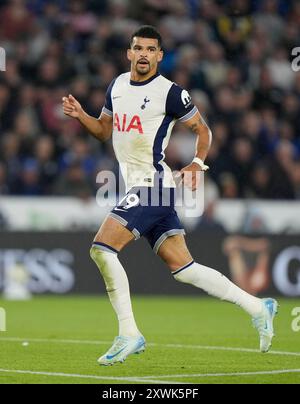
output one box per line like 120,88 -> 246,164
167,262 -> 183,272
90,245 -> 96,261
164,257 -> 194,272
171,260 -> 196,283
90,245 -> 106,266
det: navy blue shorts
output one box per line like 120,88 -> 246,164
109,186 -> 186,254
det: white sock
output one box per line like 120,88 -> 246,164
173,261 -> 263,317
90,243 -> 141,337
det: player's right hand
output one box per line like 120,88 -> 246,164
62,94 -> 82,118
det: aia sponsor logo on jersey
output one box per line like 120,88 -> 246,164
114,113 -> 144,134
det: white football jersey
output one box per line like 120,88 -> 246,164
101,72 -> 198,192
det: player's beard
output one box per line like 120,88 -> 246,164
135,61 -> 151,75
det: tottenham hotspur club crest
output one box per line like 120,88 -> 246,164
141,96 -> 150,110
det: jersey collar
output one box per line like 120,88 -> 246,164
130,71 -> 160,86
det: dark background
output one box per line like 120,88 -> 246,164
1,230 -> 299,296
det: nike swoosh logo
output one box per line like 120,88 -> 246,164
134,341 -> 145,352
114,207 -> 127,212
106,346 -> 126,360
113,96 -> 122,100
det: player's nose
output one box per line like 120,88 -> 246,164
139,50 -> 148,59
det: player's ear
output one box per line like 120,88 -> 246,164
127,48 -> 133,62
157,49 -> 163,63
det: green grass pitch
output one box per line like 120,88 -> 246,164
0,296 -> 299,384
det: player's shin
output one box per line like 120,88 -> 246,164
173,261 -> 263,317
90,243 -> 141,337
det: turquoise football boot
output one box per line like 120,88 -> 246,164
252,298 -> 279,353
98,335 -> 146,366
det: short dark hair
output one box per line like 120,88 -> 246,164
130,25 -> 162,49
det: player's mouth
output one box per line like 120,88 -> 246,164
137,60 -> 149,66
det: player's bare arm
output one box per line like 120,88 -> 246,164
62,94 -> 113,141
179,111 -> 212,191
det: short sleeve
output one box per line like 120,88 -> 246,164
166,83 -> 198,121
101,78 -> 116,117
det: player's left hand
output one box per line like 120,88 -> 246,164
175,162 -> 202,191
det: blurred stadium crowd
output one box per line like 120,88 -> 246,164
0,0 -> 300,199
